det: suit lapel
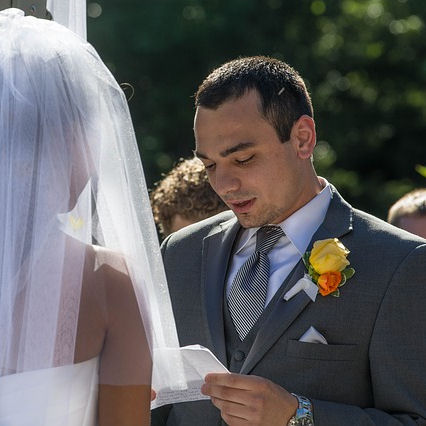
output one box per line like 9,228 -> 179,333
241,259 -> 309,374
241,187 -> 354,374
201,216 -> 240,365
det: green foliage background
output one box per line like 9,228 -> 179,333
87,0 -> 426,219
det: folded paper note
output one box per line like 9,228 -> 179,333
151,345 -> 229,409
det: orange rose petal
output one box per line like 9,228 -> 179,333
317,271 -> 342,296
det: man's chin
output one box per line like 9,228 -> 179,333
235,212 -> 262,229
234,208 -> 284,228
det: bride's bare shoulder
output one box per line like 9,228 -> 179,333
76,245 -> 138,363
89,245 -> 129,276
80,245 -> 134,302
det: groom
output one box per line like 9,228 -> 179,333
152,56 -> 426,425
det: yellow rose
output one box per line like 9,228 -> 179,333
309,238 -> 350,274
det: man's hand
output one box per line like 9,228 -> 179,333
201,373 -> 298,426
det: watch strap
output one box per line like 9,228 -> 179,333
287,393 -> 314,426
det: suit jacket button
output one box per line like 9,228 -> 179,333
233,350 -> 245,362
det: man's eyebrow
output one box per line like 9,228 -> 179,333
194,142 -> 255,160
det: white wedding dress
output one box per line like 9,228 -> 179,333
0,358 -> 99,426
0,5 -> 188,424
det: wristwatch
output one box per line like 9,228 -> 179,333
287,393 -> 314,426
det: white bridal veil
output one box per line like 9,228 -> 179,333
46,0 -> 86,38
0,4 -> 185,416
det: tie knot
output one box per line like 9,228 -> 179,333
255,225 -> 284,254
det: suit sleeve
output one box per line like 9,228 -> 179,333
151,405 -> 172,426
310,244 -> 426,425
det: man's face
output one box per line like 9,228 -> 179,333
194,90 -> 314,228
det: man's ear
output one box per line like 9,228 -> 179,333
290,115 -> 316,160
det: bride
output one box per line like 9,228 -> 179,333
0,7 -> 183,425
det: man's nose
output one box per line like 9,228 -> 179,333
212,169 -> 240,197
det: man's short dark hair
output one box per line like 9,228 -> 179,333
195,56 -> 313,143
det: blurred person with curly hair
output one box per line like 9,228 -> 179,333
150,158 -> 228,237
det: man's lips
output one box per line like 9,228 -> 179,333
228,198 -> 256,213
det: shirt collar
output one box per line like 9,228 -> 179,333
235,178 -> 332,255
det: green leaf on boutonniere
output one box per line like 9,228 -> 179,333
302,251 -> 311,268
331,289 -> 340,297
342,268 -> 355,280
307,265 -> 319,282
339,273 -> 347,287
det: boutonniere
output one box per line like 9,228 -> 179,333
302,238 -> 355,297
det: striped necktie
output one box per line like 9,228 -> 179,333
227,225 -> 284,341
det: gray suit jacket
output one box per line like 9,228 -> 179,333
152,188 -> 426,425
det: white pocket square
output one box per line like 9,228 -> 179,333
283,274 -> 318,302
299,326 -> 328,345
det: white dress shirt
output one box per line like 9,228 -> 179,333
226,179 -> 332,306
